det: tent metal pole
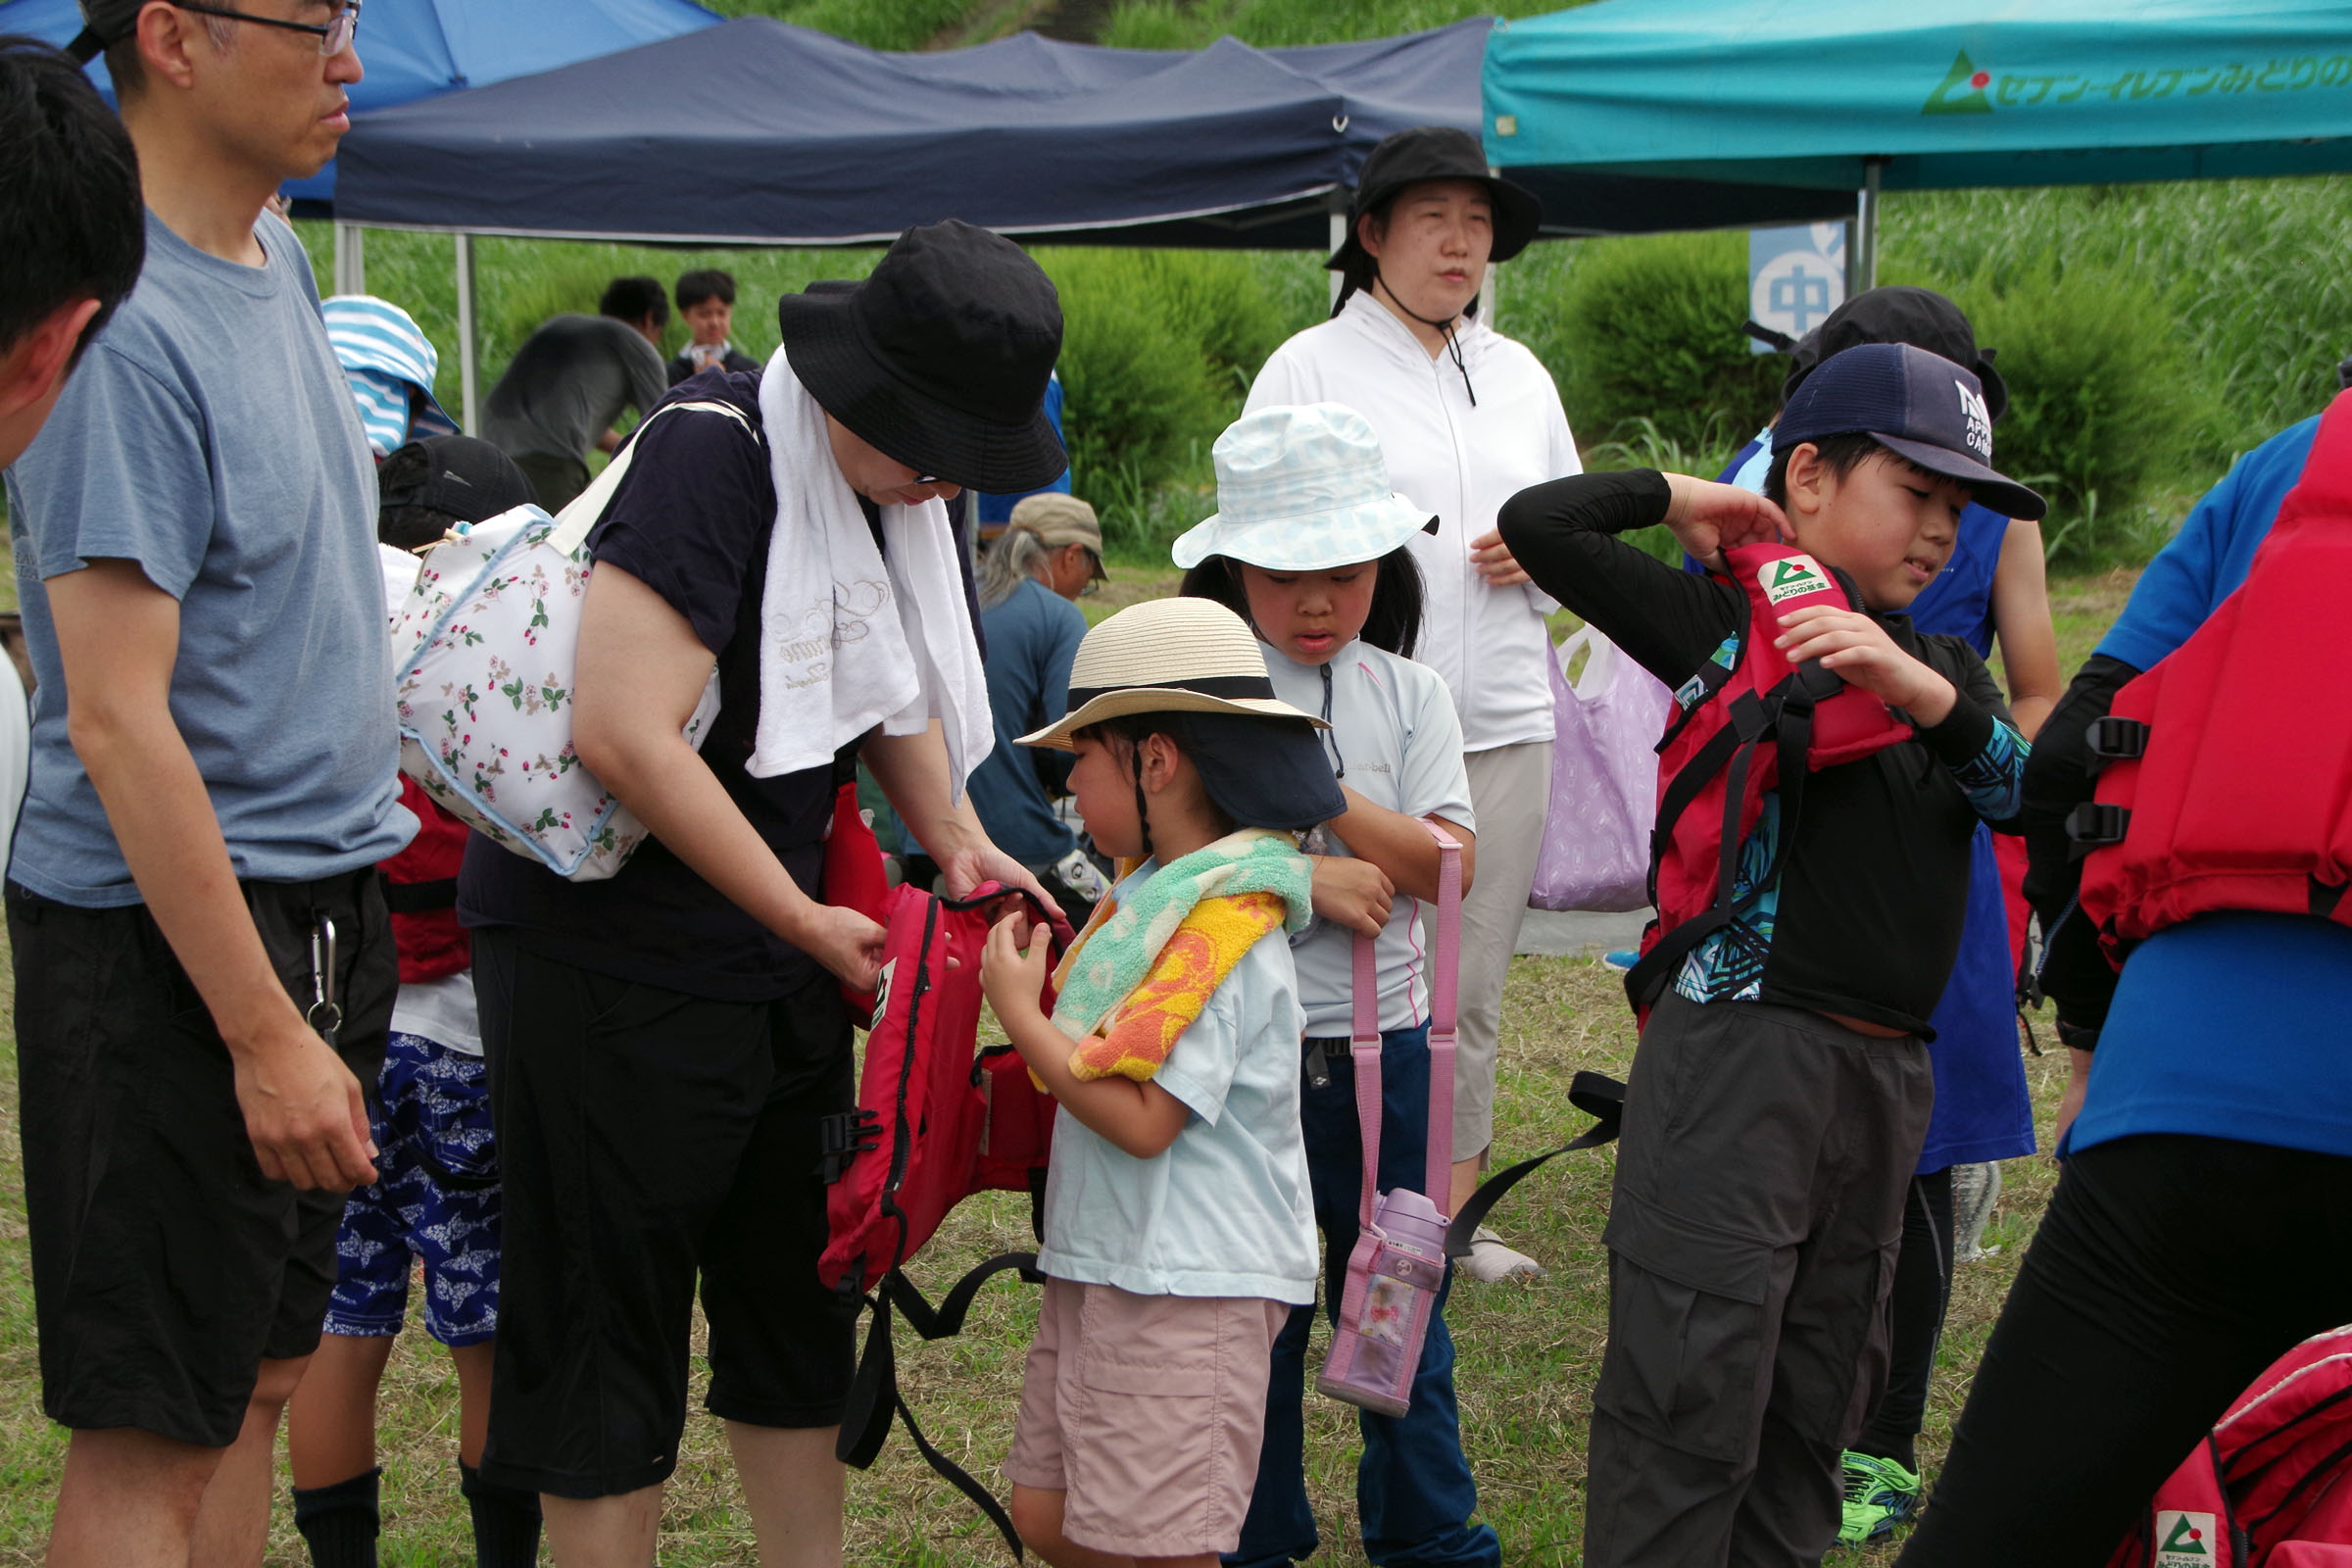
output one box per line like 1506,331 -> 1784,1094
1856,158 -> 1886,293
455,231 -> 479,436
1479,164 -> 1500,325
332,221 -> 365,297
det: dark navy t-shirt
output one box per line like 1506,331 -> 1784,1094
460,369 -> 837,1003
2068,414 -> 2352,1159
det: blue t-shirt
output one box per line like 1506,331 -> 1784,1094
2066,413 -> 2352,1159
964,577 -> 1088,866
973,373 -> 1071,527
3,211 -> 413,906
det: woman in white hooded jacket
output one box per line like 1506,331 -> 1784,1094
1247,125 -> 1578,1280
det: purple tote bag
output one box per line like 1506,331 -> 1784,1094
1529,626 -> 1670,914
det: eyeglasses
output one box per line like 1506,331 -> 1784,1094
169,0 -> 360,56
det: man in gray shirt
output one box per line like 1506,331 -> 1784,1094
5,3 -> 410,1562
481,274 -> 669,511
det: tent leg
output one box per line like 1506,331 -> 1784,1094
1854,158 -> 1885,294
1479,260 -> 1498,325
332,221 -> 365,297
455,231 -> 479,437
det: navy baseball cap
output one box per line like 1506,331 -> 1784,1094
1776,343 -> 2046,520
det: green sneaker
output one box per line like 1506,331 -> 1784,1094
1838,1450 -> 1922,1544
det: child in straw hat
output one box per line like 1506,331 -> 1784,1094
980,597 -> 1345,1567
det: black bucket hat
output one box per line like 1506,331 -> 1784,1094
1768,285 -> 2008,423
1778,343 -> 2045,521
1326,126 -> 1543,300
775,220 -> 1066,494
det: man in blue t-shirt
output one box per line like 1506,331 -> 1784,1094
1895,393 -> 2352,1568
3,5 -> 413,1562
966,491 -> 1110,922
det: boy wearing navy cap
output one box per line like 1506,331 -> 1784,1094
1496,343 -> 2043,1568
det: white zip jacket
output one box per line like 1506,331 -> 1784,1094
1246,291 -> 1581,752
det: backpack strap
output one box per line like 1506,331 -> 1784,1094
544,398 -> 756,557
1444,1071 -> 1626,1259
1420,821 -> 1462,1212
836,1253 -> 1047,1560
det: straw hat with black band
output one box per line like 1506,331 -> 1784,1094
1326,125 -> 1544,318
776,220 -> 1067,496
1019,599 -> 1344,839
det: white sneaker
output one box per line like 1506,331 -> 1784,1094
1458,1225 -> 1546,1282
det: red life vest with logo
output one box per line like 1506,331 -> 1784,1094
2075,391 -> 2352,955
1628,542 -> 1916,1012
2108,1327 -> 2352,1568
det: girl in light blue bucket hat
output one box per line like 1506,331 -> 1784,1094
1178,403 -> 1501,1568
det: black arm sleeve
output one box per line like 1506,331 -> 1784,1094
1497,470 -> 1741,687
2021,653 -> 2143,1035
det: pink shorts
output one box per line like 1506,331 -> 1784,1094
1004,1276 -> 1290,1558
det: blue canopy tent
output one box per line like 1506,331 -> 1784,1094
1482,0 -> 2352,281
334,14 -> 1494,250
0,0 -> 720,211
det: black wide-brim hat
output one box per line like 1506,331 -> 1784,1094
1325,125 -> 1544,279
776,220 -> 1067,494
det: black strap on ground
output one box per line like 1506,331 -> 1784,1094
837,1254 -> 1046,1560
1445,1072 -> 1627,1259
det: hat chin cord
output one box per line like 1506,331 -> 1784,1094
1371,269 -> 1477,408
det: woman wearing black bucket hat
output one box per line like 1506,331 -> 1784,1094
457,220 -> 1066,1568
1250,125 -> 1577,1301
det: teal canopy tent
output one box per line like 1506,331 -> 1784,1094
1482,0 -> 2352,272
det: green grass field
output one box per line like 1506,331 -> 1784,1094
0,570 -> 2136,1563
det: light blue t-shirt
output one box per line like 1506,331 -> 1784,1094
3,211 -> 413,906
1263,638 -> 1476,1036
1036,862 -> 1320,1304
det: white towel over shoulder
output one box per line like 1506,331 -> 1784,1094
752,347 -> 993,792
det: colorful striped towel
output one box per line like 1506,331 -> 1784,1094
1052,828 -> 1313,1083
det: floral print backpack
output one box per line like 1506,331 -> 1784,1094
386,400 -> 751,880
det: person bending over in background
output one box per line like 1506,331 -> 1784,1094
482,274 -> 668,511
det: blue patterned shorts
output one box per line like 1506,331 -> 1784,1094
323,1030 -> 502,1347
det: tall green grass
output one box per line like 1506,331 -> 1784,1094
696,0 -> 987,50
1099,0 -> 1579,49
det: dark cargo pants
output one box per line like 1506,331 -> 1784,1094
1584,993 -> 1934,1568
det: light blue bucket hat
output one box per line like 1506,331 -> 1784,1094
1170,403 -> 1436,571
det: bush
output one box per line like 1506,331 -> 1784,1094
1936,261 -> 2202,564
1036,250 -> 1229,548
1531,230 -> 1783,462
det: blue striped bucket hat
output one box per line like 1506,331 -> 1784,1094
1171,403 -> 1435,572
324,294 -> 457,457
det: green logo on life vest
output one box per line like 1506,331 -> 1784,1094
2154,1510 -> 2215,1566
1763,556 -> 1830,606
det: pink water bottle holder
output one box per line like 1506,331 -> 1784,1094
1314,821 -> 1462,1420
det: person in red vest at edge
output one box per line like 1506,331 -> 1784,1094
1894,376 -> 2352,1568
284,435 -> 542,1568
1496,342 -> 2043,1568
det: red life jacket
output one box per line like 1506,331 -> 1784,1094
2109,1328 -> 2352,1568
2076,390 -> 2352,954
820,879 -> 1074,1556
1629,542 -> 1915,1011
380,775 -> 470,984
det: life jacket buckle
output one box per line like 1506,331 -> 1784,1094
2066,800 -> 2133,848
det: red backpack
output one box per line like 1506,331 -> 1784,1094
818,878 -> 1076,1556
2075,391 -> 2352,954
1626,542 -> 1915,1011
2109,1328 -> 2352,1568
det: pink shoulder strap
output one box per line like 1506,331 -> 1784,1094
1349,820 -> 1464,1227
